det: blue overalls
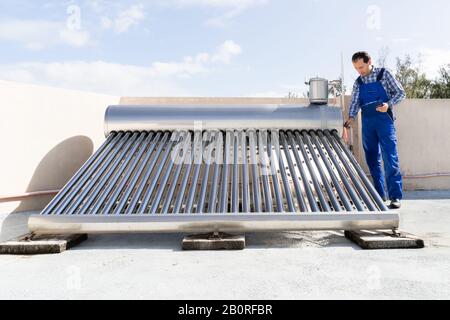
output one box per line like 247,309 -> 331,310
358,68 -> 403,200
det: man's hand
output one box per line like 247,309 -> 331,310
376,103 -> 389,113
344,117 -> 354,128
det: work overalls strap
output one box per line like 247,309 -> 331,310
359,68 -> 403,200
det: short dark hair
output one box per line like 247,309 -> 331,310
352,51 -> 371,63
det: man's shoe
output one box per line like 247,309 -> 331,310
390,199 -> 401,209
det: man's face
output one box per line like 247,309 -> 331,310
352,58 -> 372,77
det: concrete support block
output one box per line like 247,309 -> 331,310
345,230 -> 424,249
0,233 -> 87,255
182,232 -> 245,250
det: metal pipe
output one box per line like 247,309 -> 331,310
161,131 -> 192,214
324,130 -> 377,211
268,131 -> 284,212
298,131 -> 332,212
173,131 -> 201,214
316,131 -> 365,211
100,132 -> 153,214
231,131 -> 239,213
29,212 -> 400,234
41,133 -> 117,215
197,131 -> 214,213
330,130 -> 388,211
248,130 -> 262,212
126,132 -> 170,214
258,131 -> 273,212
66,132 -> 130,215
139,131 -> 180,214
0,190 -> 59,203
150,131 -> 185,214
51,133 -> 122,214
86,132 -> 144,214
241,131 -> 250,213
279,132 -> 307,212
113,132 -> 159,214
273,131 -> 295,212
208,131 -> 223,213
218,130 -> 232,213
309,131 -> 353,211
301,130 -> 341,212
72,131 -> 136,214
185,131 -> 207,213
286,131 -> 319,212
105,105 -> 344,136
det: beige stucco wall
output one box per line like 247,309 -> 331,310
0,80 -> 119,214
344,98 -> 450,191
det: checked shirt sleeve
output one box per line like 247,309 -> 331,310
384,69 -> 406,108
348,81 -> 360,119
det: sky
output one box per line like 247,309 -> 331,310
0,0 -> 449,97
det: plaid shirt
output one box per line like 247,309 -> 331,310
348,66 -> 406,119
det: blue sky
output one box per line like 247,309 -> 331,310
0,0 -> 449,96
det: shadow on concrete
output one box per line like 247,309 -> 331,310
70,233 -> 187,252
246,231 -> 360,250
13,136 -> 94,213
403,190 -> 450,200
68,231 -> 359,251
0,211 -> 35,242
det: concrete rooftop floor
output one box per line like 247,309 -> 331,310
1,190 -> 449,300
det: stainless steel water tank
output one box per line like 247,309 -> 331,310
308,77 -> 329,105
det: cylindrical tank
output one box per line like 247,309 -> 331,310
308,78 -> 329,105
104,105 -> 344,137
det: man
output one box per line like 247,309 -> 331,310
344,51 -> 406,209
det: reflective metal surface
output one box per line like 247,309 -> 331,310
29,212 -> 399,234
308,78 -> 329,105
31,129 -> 396,234
104,105 -> 344,137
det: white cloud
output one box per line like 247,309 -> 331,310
419,48 -> 450,78
0,41 -> 242,96
114,5 -> 145,33
174,0 -> 268,27
211,40 -> 242,64
0,19 -> 90,50
99,4 -> 146,33
100,16 -> 113,29
59,28 -> 91,47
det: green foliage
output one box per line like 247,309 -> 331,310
430,64 -> 450,98
395,56 -> 450,99
395,55 -> 431,98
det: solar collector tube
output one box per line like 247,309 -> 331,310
323,130 -> 377,212
316,130 -> 365,211
41,133 -> 117,215
138,131 -> 181,214
112,131 -> 159,214
66,132 -> 130,215
309,131 -> 352,211
126,132 -> 170,214
330,130 -> 388,211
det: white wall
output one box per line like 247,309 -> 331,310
0,80 -> 119,214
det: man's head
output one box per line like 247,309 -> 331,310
352,51 -> 373,77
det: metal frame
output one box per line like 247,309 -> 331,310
31,128 -> 399,235
29,212 -> 399,234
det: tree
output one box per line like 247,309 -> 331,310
329,78 -> 346,97
430,64 -> 450,98
395,55 -> 431,98
377,46 -> 390,68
